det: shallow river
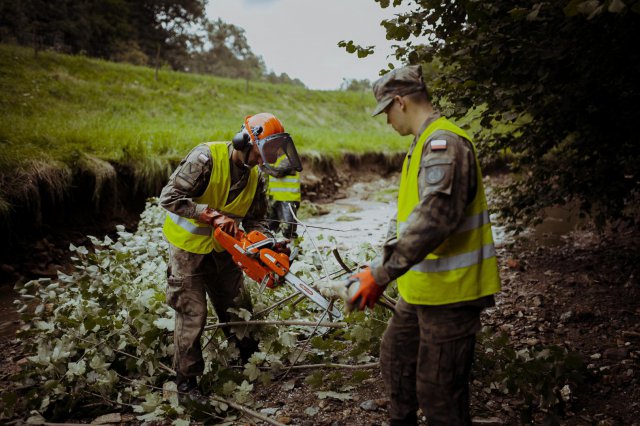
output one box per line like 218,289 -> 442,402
298,178 -> 510,255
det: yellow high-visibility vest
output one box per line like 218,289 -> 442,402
267,155 -> 301,202
163,142 -> 259,254
396,117 -> 501,305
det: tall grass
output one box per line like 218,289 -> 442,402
0,43 -> 409,173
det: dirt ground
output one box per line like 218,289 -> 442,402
1,179 -> 639,425
242,224 -> 640,426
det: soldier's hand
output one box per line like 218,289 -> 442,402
198,207 -> 238,236
272,240 -> 291,257
347,267 -> 386,311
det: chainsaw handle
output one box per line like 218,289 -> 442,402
245,237 -> 276,252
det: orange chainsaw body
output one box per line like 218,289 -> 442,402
213,227 -> 290,289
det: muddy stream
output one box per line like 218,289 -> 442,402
299,178 -> 511,254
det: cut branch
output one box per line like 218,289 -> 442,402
269,362 -> 379,370
213,396 -> 287,426
204,320 -> 346,331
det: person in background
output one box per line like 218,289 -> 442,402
346,65 -> 501,425
159,112 -> 302,401
264,153 -> 301,239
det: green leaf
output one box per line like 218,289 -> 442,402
509,7 -> 529,20
608,0 -> 625,13
317,391 -> 352,401
67,360 -> 86,376
153,317 -> 174,331
243,363 -> 261,381
222,380 -> 237,396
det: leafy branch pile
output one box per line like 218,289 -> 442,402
6,199 -> 390,423
5,199 -> 588,423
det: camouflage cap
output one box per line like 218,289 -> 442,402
371,65 -> 426,116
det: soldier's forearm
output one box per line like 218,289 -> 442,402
373,192 -> 466,285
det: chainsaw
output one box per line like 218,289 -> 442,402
213,227 -> 343,319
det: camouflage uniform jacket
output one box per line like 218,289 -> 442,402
371,112 -> 493,308
159,142 -> 273,237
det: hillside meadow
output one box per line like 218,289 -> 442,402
0,44 -> 413,221
0,44 -> 407,160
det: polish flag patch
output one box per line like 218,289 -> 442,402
431,139 -> 448,151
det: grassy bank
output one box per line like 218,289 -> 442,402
0,44 -> 406,167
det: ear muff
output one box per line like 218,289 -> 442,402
232,128 -> 251,151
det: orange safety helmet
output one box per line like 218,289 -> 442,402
232,112 -> 303,173
246,113 -> 285,142
232,113 -> 284,150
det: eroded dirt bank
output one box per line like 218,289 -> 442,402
0,152 -> 404,286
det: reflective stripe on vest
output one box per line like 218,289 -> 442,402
396,117 -> 501,305
167,211 -> 212,237
267,155 -> 301,202
269,187 -> 301,193
162,142 -> 259,254
411,243 -> 496,273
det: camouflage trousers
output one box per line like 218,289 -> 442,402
166,244 -> 256,377
380,297 -> 482,426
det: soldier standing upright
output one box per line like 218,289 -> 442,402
346,65 -> 501,425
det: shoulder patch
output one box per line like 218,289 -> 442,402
197,153 -> 209,164
425,165 -> 447,184
431,139 -> 447,151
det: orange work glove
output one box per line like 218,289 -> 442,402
347,267 -> 386,311
198,207 -> 238,236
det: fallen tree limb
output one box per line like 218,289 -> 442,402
213,396 -> 286,426
204,320 -> 347,331
287,362 -> 378,370
267,362 -> 379,371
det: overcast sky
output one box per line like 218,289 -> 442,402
206,0 -> 413,90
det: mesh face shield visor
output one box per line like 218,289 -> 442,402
257,132 -> 303,175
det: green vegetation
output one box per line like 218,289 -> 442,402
0,0 -> 301,85
296,201 -> 331,220
8,200 -> 387,422
0,44 -> 402,163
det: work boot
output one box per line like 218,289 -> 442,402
176,374 -> 208,405
237,336 -> 260,364
390,411 -> 418,426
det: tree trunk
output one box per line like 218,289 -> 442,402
155,43 -> 161,82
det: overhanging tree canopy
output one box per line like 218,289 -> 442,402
0,0 -> 206,68
343,0 -> 640,227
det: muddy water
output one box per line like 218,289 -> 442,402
298,178 -> 511,255
529,204 -> 586,245
298,180 -> 397,254
301,198 -> 396,252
